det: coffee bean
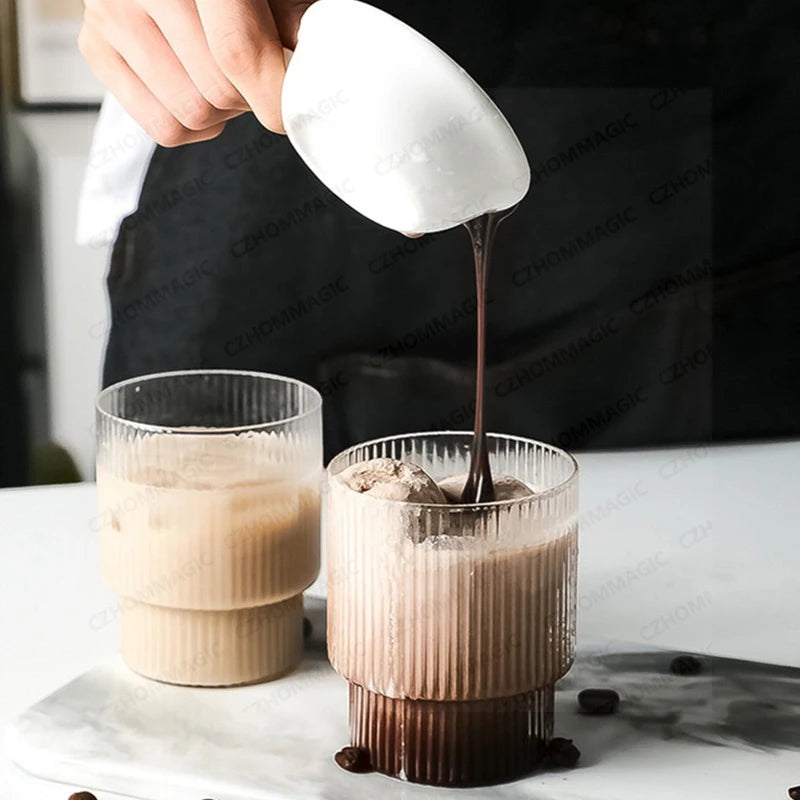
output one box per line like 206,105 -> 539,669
545,737 -> 581,768
334,745 -> 372,773
788,787 -> 800,800
669,655 -> 703,676
303,617 -> 313,639
68,793 -> 98,800
577,688 -> 620,714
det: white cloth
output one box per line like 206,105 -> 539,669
76,93 -> 156,247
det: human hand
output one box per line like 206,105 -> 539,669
79,0 -> 314,146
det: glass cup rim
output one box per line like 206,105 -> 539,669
96,369 -> 323,435
327,430 -> 579,510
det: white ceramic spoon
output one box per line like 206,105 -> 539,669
281,0 -> 530,234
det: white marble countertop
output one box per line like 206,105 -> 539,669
1,440 -> 799,799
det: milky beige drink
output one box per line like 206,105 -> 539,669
96,371 -> 322,686
327,433 -> 578,786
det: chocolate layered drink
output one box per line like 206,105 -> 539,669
326,433 -> 578,786
96,371 -> 322,686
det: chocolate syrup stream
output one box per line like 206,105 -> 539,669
460,207 -> 516,504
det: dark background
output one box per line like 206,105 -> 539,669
1,0 -> 798,480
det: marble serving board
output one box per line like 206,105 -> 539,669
6,601 -> 800,800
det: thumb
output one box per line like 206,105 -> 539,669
272,0 -> 316,50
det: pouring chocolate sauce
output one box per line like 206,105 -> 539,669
281,0 -> 530,503
459,208 -> 516,504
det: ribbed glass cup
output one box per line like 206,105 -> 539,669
96,370 -> 322,686
327,432 -> 578,786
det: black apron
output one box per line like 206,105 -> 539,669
102,0 -> 800,461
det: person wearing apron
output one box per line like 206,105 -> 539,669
83,1 -> 800,461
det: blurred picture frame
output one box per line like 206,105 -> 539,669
13,0 -> 102,106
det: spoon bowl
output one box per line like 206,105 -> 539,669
282,0 -> 530,234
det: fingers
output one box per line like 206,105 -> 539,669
78,0 -> 313,144
78,25 -> 226,147
85,0 -> 239,134
140,0 -> 249,114
195,0 -> 288,133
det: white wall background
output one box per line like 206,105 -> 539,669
15,110 -> 110,480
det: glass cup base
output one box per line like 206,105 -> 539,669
349,682 -> 555,786
118,594 -> 304,686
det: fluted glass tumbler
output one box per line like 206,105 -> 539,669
327,432 -> 578,786
96,370 -> 322,686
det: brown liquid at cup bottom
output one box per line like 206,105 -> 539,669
349,682 -> 554,787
